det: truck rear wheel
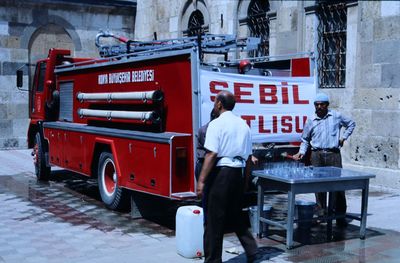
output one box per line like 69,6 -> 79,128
98,152 -> 128,210
33,132 -> 51,181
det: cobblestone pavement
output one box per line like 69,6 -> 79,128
1,149 -> 400,263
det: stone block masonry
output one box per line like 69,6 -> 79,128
0,0 -> 136,149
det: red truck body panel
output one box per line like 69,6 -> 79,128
43,123 -> 194,198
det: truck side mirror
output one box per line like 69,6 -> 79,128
16,69 -> 23,88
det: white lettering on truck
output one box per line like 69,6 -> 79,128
97,69 -> 155,85
132,70 -> 154,82
98,74 -> 108,85
109,72 -> 131,84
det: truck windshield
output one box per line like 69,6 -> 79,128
35,62 -> 46,92
30,61 -> 47,115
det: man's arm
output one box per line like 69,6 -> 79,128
196,151 -> 218,197
340,114 -> 356,146
293,119 -> 312,160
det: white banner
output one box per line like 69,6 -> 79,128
199,70 -> 316,143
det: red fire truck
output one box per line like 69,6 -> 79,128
17,32 -> 312,211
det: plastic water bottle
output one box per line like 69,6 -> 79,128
176,205 -> 204,258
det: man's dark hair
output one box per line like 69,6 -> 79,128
216,92 -> 236,111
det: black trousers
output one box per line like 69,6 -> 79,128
204,167 -> 258,263
311,151 -> 347,216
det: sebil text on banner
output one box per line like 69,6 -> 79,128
199,70 -> 316,143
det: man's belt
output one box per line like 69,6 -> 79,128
312,148 -> 340,153
217,156 -> 246,168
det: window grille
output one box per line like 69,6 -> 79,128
247,0 -> 270,57
316,1 -> 347,88
184,10 -> 209,37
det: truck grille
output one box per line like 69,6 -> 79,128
59,81 -> 74,122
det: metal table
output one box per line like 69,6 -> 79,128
252,166 -> 375,249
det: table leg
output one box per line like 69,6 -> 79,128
327,192 -> 335,241
257,184 -> 263,238
286,191 -> 295,249
360,182 -> 369,239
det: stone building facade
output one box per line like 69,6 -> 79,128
0,0 -> 136,148
135,0 -> 400,188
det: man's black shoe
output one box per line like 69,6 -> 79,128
336,218 -> 348,227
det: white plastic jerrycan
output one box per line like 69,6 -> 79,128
176,205 -> 204,258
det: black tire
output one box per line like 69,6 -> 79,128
33,132 -> 51,181
98,151 -> 128,210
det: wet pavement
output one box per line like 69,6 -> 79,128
1,149 -> 400,262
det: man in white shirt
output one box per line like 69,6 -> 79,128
197,91 -> 258,263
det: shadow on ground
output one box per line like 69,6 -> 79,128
224,246 -> 284,262
49,169 -> 199,229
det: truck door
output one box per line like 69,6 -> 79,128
30,61 -> 47,120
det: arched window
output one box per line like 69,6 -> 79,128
316,1 -> 347,89
184,10 -> 208,37
29,24 -> 74,88
247,0 -> 270,57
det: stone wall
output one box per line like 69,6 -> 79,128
0,0 -> 136,149
135,0 -> 239,40
347,1 -> 400,188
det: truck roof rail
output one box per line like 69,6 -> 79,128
95,30 -> 261,58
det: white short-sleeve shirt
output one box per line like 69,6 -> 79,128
204,111 -> 252,168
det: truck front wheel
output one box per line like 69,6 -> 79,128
33,132 -> 50,181
98,152 -> 128,210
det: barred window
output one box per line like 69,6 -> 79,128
184,10 -> 208,37
316,1 -> 347,88
247,0 -> 270,57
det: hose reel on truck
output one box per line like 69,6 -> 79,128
77,109 -> 161,123
76,90 -> 163,103
76,90 -> 164,124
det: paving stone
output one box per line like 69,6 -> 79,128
0,249 -> 19,256
149,233 -> 168,239
23,256 -> 50,263
1,254 -> 26,263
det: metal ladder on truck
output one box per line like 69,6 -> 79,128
95,30 -> 261,60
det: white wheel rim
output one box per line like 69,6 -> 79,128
101,158 -> 117,197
